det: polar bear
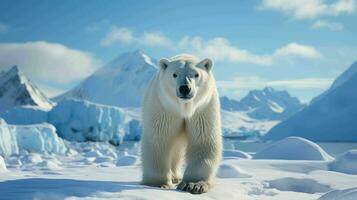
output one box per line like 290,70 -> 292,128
141,54 -> 222,194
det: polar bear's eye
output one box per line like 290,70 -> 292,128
173,73 -> 177,78
195,73 -> 199,78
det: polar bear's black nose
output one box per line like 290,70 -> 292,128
179,85 -> 191,96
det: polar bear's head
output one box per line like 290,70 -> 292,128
158,54 -> 214,117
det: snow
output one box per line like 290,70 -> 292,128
0,136 -> 356,200
54,50 -> 157,107
0,119 -> 66,157
267,177 -> 331,194
1,139 -> 357,200
328,150 -> 357,175
223,150 -> 252,159
116,155 -> 138,166
266,61 -> 357,142
0,66 -> 53,113
253,137 -> 333,161
217,163 -> 252,178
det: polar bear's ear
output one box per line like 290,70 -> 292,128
159,58 -> 170,71
198,58 -> 213,72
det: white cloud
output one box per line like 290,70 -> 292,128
138,32 -> 173,48
100,27 -> 134,46
217,76 -> 333,90
274,42 -> 321,58
260,0 -> 356,19
0,41 -> 100,84
100,26 -> 172,48
179,37 -> 320,65
0,23 -> 7,33
311,20 -> 344,31
178,36 -> 273,65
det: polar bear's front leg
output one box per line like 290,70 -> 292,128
178,113 -> 222,194
141,134 -> 174,188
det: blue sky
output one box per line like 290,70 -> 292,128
0,0 -> 356,102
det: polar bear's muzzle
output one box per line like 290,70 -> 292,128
177,84 -> 193,100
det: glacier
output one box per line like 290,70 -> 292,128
0,119 -> 66,157
0,155 -> 5,171
2,99 -> 142,145
49,99 -> 134,145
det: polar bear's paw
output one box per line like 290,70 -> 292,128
159,183 -> 175,189
177,181 -> 210,194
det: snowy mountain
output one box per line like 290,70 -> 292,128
264,61 -> 357,142
54,50 -> 157,107
220,87 -> 304,120
0,66 -> 53,113
312,61 -> 357,103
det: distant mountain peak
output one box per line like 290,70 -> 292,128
263,87 -> 274,93
0,66 -> 53,113
8,65 -> 20,74
220,87 -> 304,120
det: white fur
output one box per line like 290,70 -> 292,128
141,54 -> 222,192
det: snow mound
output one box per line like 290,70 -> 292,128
48,99 -> 140,145
217,163 -> 252,178
116,155 -> 138,166
319,187 -> 357,200
37,160 -> 62,170
223,150 -> 252,159
0,119 -> 66,157
329,150 -> 357,174
254,137 -> 333,160
0,156 -> 6,171
268,178 -> 331,194
21,153 -> 43,164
